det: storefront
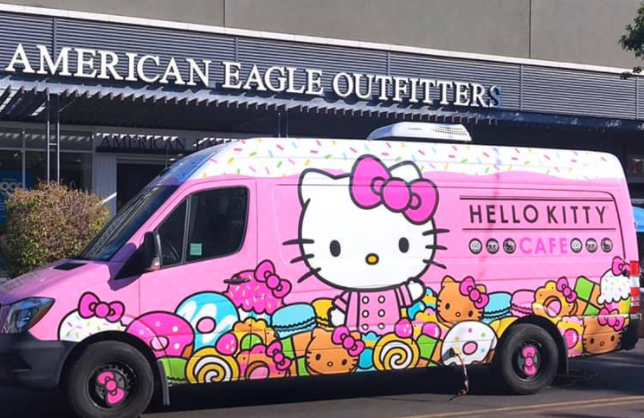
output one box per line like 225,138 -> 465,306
1,4 -> 644,219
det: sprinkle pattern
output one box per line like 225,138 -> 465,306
188,137 -> 623,181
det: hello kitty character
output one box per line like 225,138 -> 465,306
292,155 -> 445,335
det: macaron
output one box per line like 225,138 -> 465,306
271,303 -> 316,339
510,290 -> 535,317
483,292 -> 512,324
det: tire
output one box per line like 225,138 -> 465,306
63,341 -> 155,418
494,324 -> 559,395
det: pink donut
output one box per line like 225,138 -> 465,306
126,312 -> 194,358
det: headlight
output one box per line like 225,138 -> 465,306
1,298 -> 55,334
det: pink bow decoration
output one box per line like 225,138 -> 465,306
521,346 -> 538,377
598,307 -> 625,332
459,277 -> 489,309
97,371 -> 126,406
255,260 -> 292,299
555,277 -> 577,304
350,156 -> 438,225
266,341 -> 292,371
78,292 -> 125,323
611,257 -> 629,276
332,327 -> 365,357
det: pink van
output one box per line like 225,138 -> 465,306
0,123 -> 640,418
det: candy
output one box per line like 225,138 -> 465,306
58,311 -> 125,342
373,333 -> 420,371
186,348 -> 239,383
127,312 -> 194,359
271,304 -> 316,339
159,357 -> 188,384
176,292 -> 239,350
574,276 -> 602,316
441,321 -> 497,366
311,298 -> 333,329
483,292 -> 512,324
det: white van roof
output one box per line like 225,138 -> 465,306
156,137 -> 624,184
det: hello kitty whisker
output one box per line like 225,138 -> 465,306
290,254 -> 315,264
283,238 -> 315,246
422,228 -> 451,236
297,268 -> 321,283
424,259 -> 447,269
425,244 -> 448,250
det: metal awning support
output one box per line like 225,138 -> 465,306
45,93 -> 61,183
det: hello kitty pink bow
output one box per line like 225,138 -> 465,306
78,292 -> 124,323
350,156 -> 438,224
332,327 -> 365,356
598,307 -> 625,332
611,257 -> 629,276
459,277 -> 489,309
255,260 -> 292,298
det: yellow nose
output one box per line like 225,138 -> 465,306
366,253 -> 379,265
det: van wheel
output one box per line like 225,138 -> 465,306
494,324 -> 558,395
63,341 -> 154,418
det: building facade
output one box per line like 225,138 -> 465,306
0,0 -> 644,223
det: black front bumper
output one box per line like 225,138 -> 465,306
622,313 -> 642,351
0,333 -> 75,389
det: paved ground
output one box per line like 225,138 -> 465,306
2,341 -> 644,418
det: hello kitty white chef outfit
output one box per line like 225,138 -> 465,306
331,156 -> 439,334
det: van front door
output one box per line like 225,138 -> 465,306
136,179 -> 257,385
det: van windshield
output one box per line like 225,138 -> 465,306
75,186 -> 178,261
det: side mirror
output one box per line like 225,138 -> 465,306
142,231 -> 161,273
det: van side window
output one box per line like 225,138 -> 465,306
186,187 -> 248,261
157,201 -> 187,267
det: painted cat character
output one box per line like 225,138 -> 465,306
305,327 -> 363,375
583,306 -> 624,354
293,155 -> 445,334
437,276 -> 489,324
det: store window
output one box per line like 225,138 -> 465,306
628,155 -> 644,176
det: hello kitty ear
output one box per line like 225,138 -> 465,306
390,160 -> 423,182
299,169 -> 336,205
311,327 -> 326,340
442,276 -> 455,286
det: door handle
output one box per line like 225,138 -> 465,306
223,277 -> 250,285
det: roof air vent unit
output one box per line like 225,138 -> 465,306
367,122 -> 472,143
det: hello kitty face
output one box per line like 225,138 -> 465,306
437,276 -> 488,324
583,317 -> 622,355
295,155 -> 443,290
305,328 -> 360,375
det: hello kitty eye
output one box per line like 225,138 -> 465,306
342,359 -> 348,366
611,335 -> 615,342
330,240 -> 341,257
445,303 -> 451,310
468,310 -> 474,317
398,238 -> 409,253
316,354 -> 322,361
590,338 -> 595,344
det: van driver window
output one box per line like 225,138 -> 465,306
186,187 -> 248,261
157,201 -> 186,267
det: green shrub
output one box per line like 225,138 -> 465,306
3,183 -> 110,278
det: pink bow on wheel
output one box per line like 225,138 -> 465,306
555,277 -> 577,304
266,341 -> 292,371
96,371 -> 126,406
78,292 -> 125,323
350,156 -> 438,225
255,260 -> 292,299
459,277 -> 489,309
598,307 -> 626,332
611,257 -> 629,276
332,327 -> 366,356
521,346 -> 538,377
